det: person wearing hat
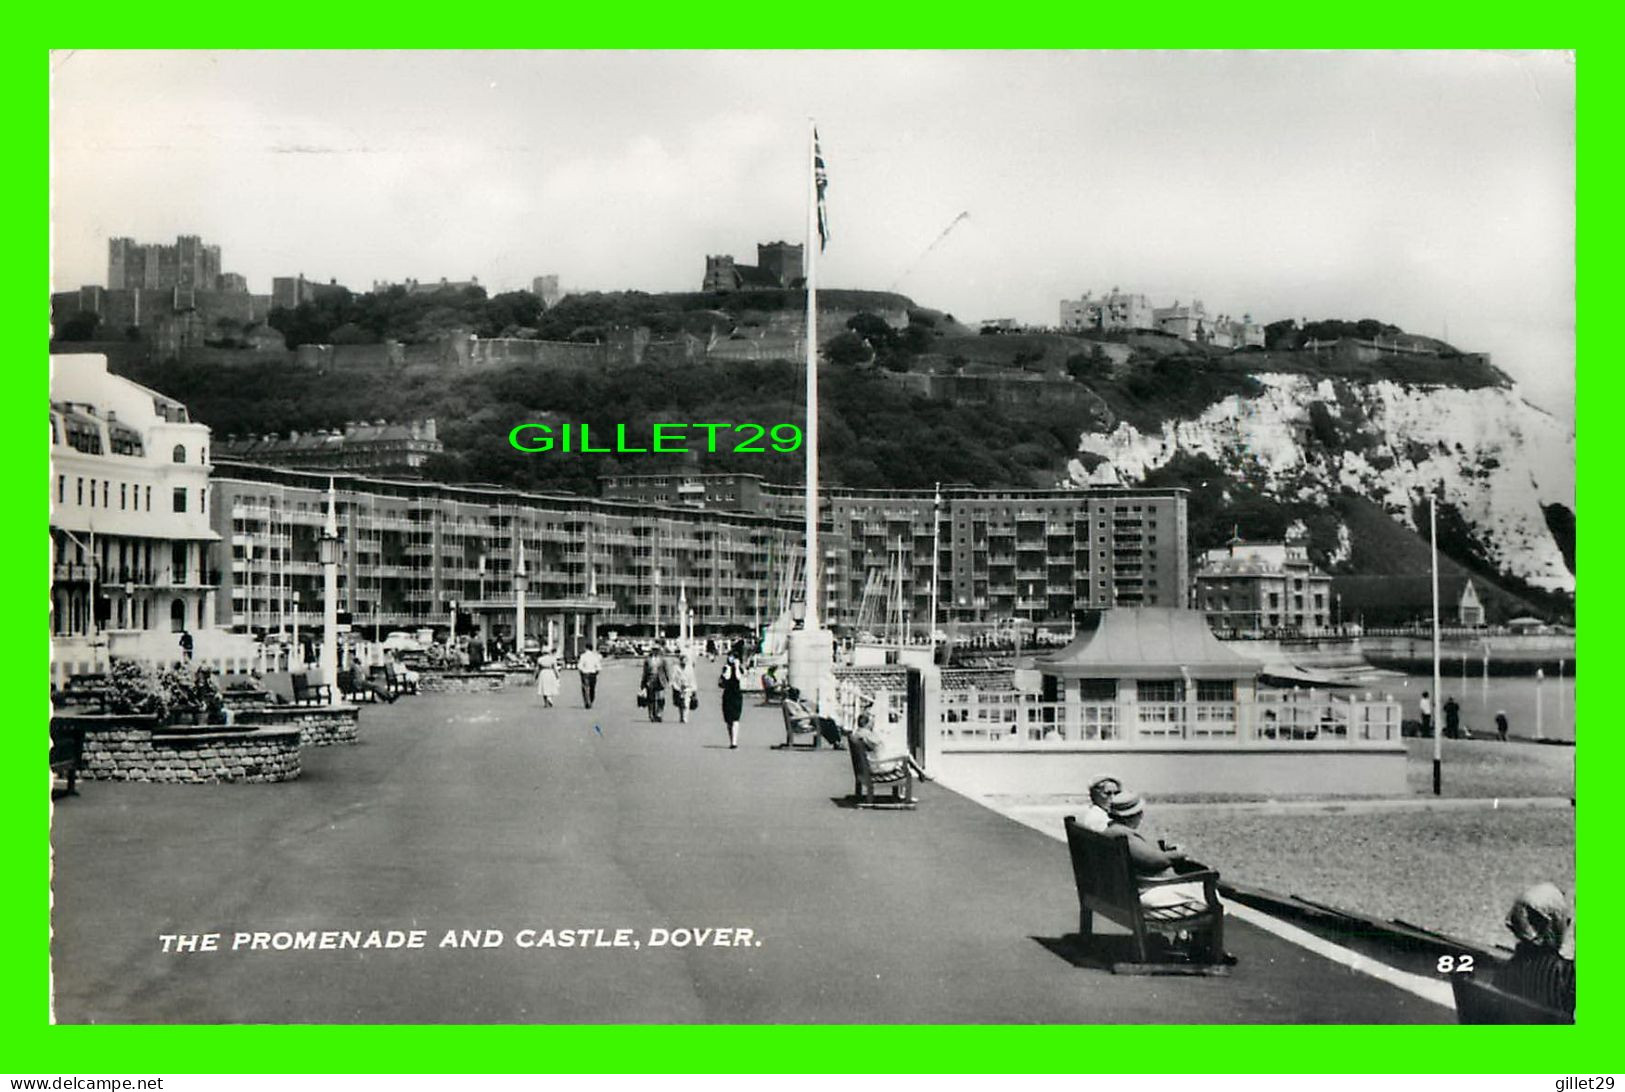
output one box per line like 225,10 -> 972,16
849,711 -> 927,788
1496,882 -> 1576,1016
1105,790 -> 1210,914
1080,775 -> 1123,833
640,646 -> 668,722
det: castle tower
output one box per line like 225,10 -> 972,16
757,241 -> 804,288
702,255 -> 738,292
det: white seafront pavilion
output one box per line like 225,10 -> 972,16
839,608 -> 1408,797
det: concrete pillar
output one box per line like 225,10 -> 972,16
787,627 -> 835,712
917,665 -> 941,771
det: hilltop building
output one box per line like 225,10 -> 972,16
1153,300 -> 1265,349
273,274 -> 353,311
52,234 -> 270,354
216,420 -> 444,478
1058,287 -> 1264,348
1059,288 -> 1156,333
50,354 -> 221,681
108,235 -> 232,292
1193,536 -> 1333,634
531,275 -> 563,307
702,242 -> 804,292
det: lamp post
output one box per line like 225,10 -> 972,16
292,590 -> 301,668
1535,667 -> 1545,740
514,544 -> 527,655
319,480 -> 341,705
678,582 -> 689,652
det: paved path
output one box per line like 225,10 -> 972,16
51,662 -> 1450,1024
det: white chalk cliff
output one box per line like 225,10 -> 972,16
1066,374 -> 1575,593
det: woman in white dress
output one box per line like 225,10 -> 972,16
671,651 -> 698,723
534,646 -> 561,708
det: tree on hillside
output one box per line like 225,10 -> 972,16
1065,347 -> 1111,383
477,291 -> 544,338
1264,319 -> 1300,350
824,332 -> 872,367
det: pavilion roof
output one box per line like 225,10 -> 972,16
1035,607 -> 1263,680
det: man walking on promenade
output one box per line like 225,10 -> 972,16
1419,691 -> 1433,736
577,644 -> 603,709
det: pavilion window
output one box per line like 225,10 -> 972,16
1136,679 -> 1184,703
1077,678 -> 1116,701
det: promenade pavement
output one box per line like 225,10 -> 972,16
51,661 -> 1451,1024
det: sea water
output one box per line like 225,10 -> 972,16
1368,670 -> 1576,742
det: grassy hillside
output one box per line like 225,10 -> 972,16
115,356 -> 1085,497
106,300 -> 1551,605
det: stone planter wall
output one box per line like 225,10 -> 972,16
236,704 -> 360,747
417,671 -> 506,694
56,714 -> 302,783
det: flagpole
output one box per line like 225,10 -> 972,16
930,482 -> 942,653
803,116 -> 820,631
787,117 -> 834,708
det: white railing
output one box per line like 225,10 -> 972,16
938,688 -> 1400,747
830,678 -> 1403,750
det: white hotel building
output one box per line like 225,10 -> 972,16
50,353 -> 221,682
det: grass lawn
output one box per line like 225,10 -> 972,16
1403,737 -> 1573,799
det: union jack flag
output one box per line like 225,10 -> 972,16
814,128 -> 830,251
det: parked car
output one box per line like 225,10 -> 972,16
381,631 -> 427,654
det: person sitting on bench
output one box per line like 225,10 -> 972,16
784,687 -> 844,748
346,664 -> 397,703
849,711 -> 927,782
1080,774 -> 1123,832
1104,791 -> 1209,914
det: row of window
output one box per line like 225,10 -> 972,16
1071,679 -> 1237,703
56,475 -> 204,515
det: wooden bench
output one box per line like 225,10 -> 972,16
1062,815 -> 1227,974
291,672 -> 333,706
781,698 -> 833,750
759,674 -> 790,706
383,662 -> 418,695
1452,973 -> 1574,1024
50,719 -> 85,797
845,732 -> 916,808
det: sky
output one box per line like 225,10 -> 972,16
50,50 -> 1575,424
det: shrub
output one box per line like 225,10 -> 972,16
106,661 -> 169,720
